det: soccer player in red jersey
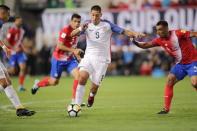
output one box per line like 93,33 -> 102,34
1,16 -> 27,91
31,14 -> 84,104
132,20 -> 197,114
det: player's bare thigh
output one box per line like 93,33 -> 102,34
190,76 -> 197,88
70,68 -> 79,80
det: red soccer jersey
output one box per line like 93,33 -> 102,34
6,25 -> 25,53
53,25 -> 78,61
152,30 -> 197,64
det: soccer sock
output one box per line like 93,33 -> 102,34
19,74 -> 25,86
164,84 -> 174,111
89,92 -> 95,97
37,77 -> 50,88
72,80 -> 78,102
75,84 -> 85,105
3,85 -> 24,109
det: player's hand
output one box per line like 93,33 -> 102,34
2,45 -> 11,58
73,48 -> 84,60
134,32 -> 146,39
80,23 -> 88,31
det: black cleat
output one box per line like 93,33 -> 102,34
16,108 -> 36,117
31,88 -> 39,95
157,108 -> 169,114
80,103 -> 86,107
87,96 -> 94,107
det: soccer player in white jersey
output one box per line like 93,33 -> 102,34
0,5 -> 35,116
71,5 -> 145,108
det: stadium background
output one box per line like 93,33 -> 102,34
0,0 -> 197,77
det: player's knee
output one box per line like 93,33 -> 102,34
191,81 -> 197,88
50,80 -> 59,86
167,74 -> 176,86
79,76 -> 87,85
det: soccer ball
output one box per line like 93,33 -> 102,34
67,104 -> 81,117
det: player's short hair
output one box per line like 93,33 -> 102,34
156,20 -> 168,27
71,13 -> 81,20
91,5 -> 101,12
0,5 -> 10,11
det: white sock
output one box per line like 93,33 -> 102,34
75,84 -> 85,105
89,92 -> 95,97
4,85 -> 23,109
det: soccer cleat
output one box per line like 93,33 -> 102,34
87,96 -> 94,107
80,103 -> 86,107
16,108 -> 36,117
31,79 -> 39,95
157,108 -> 169,114
18,86 -> 26,92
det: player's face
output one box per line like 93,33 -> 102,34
0,10 -> 10,22
90,10 -> 102,25
15,18 -> 23,27
156,25 -> 169,38
71,18 -> 81,29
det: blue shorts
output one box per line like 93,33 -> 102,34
170,61 -> 197,80
50,57 -> 78,78
9,52 -> 27,67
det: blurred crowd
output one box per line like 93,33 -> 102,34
0,0 -> 197,77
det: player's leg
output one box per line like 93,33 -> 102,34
74,57 -> 92,106
31,57 -> 61,95
18,63 -> 26,91
0,62 -> 35,116
17,52 -> 28,91
187,61 -> 197,90
191,76 -> 197,90
87,82 -> 99,107
70,68 -> 79,103
158,64 -> 186,114
67,59 -> 79,103
87,62 -> 108,107
75,70 -> 89,105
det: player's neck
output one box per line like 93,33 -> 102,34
93,20 -> 100,25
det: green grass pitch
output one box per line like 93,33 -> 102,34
0,76 -> 197,131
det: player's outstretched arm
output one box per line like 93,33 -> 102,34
122,29 -> 146,38
132,39 -> 157,49
190,31 -> 197,37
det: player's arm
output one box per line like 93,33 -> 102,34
57,42 -> 84,60
0,40 -> 11,57
122,29 -> 146,38
190,31 -> 197,37
70,23 -> 88,37
132,39 -> 158,49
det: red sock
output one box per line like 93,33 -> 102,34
164,84 -> 174,111
19,75 -> 25,86
72,80 -> 78,99
37,77 -> 50,88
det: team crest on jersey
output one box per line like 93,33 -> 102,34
61,33 -> 66,38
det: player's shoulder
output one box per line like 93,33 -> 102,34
60,25 -> 71,33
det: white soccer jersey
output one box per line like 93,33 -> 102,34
83,20 -> 124,63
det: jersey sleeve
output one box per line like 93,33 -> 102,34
104,20 -> 124,34
176,29 -> 190,38
151,38 -> 160,46
58,29 -> 68,43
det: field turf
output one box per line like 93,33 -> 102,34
0,76 -> 196,131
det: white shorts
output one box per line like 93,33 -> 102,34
79,56 -> 109,86
0,60 -> 8,79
